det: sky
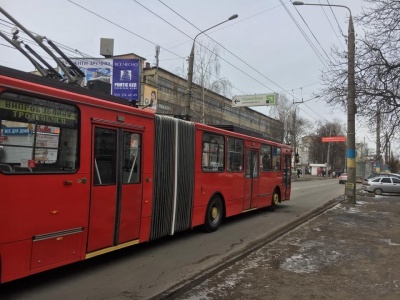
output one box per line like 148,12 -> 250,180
0,0 -> 375,149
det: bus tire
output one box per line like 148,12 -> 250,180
268,189 -> 280,212
204,195 -> 224,233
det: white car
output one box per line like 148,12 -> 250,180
363,176 -> 400,195
338,173 -> 347,184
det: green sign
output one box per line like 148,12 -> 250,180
232,93 -> 278,107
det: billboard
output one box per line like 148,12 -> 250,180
143,84 -> 158,111
322,136 -> 346,142
66,58 -> 141,102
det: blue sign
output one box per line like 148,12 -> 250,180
112,59 -> 140,101
3,127 -> 30,135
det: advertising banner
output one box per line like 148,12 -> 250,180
66,58 -> 141,102
143,84 -> 158,110
112,59 -> 140,101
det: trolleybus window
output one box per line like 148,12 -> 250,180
94,128 -> 116,185
227,137 -> 243,172
260,144 -> 272,171
202,132 -> 224,172
123,132 -> 141,184
0,92 -> 79,173
272,146 -> 281,171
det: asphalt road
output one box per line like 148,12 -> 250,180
0,178 -> 344,300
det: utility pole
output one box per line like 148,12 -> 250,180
376,108 -> 381,172
155,45 -> 160,88
292,1 -> 356,204
292,108 -> 297,177
326,126 -> 332,173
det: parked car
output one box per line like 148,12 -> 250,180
363,176 -> 400,195
338,173 -> 347,184
362,173 -> 400,185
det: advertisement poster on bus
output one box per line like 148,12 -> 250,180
142,84 -> 158,111
65,58 -> 141,102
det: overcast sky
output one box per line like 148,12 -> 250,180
0,0 -> 375,148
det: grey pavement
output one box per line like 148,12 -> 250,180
167,190 -> 400,299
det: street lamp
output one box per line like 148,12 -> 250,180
293,1 -> 356,204
184,14 -> 238,120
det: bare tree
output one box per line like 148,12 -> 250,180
319,0 -> 400,151
270,94 -> 312,147
308,121 -> 347,171
192,40 -> 232,122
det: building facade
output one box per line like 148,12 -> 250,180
142,64 -> 283,142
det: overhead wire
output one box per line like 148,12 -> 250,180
157,0 -> 289,95
133,0 -> 280,95
326,0 -> 346,38
280,0 -> 327,67
150,0 -> 329,121
66,0 -> 185,60
2,1 -> 330,122
318,0 -> 345,50
64,0 -> 250,94
291,3 -> 333,64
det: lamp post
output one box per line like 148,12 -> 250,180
293,1 -> 356,204
184,14 -> 238,120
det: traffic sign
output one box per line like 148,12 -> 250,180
232,93 -> 278,107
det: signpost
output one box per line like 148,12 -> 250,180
232,93 -> 278,107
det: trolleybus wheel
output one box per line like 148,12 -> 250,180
204,195 -> 223,232
268,189 -> 280,212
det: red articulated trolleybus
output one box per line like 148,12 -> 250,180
0,7 -> 292,284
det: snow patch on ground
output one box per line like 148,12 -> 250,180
347,207 -> 361,213
184,253 -> 268,299
281,254 -> 318,273
380,239 -> 400,246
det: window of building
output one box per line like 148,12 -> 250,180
202,132 -> 224,172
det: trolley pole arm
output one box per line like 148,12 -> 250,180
0,30 -> 47,77
0,6 -> 83,85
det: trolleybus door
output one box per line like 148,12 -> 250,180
243,149 -> 259,210
283,154 -> 291,200
88,126 -> 142,253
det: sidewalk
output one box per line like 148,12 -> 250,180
173,194 -> 400,299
